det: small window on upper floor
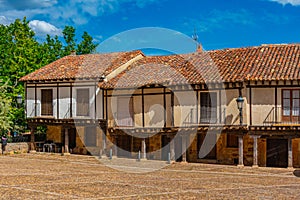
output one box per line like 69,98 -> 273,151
41,89 -> 53,116
76,89 -> 90,116
200,92 -> 217,123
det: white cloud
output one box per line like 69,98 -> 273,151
0,16 -> 14,25
268,0 -> 300,6
0,0 -> 57,10
29,20 -> 62,36
0,0 -> 161,27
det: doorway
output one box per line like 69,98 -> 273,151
267,138 -> 288,168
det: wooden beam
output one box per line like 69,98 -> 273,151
142,88 -> 145,127
34,84 -> 37,117
249,86 -> 252,126
57,83 -> 59,119
94,82 -> 97,120
171,90 -> 174,127
164,87 -> 166,128
70,84 -> 73,118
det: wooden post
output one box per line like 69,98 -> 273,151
29,126 -> 36,153
141,139 -> 146,160
288,137 -> 293,168
252,135 -> 260,167
170,138 -> 175,161
238,135 -> 244,167
181,135 -> 187,163
63,128 -> 70,155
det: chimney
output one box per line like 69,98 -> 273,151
70,50 -> 76,56
197,43 -> 203,52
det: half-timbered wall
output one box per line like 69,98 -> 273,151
105,87 -> 243,128
25,82 -> 103,120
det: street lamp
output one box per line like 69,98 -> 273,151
16,94 -> 22,105
236,96 -> 244,125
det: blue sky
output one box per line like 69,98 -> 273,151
0,0 -> 300,52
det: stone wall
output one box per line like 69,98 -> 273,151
47,126 -> 62,143
148,134 -> 161,160
187,132 -> 255,166
2,142 -> 29,154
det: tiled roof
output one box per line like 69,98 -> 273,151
20,43 -> 300,86
100,55 -> 205,88
207,43 -> 300,82
101,43 -> 300,88
20,51 -> 143,81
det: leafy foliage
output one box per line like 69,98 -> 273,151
0,17 -> 98,134
0,82 -> 12,135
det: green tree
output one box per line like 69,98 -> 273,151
77,31 -> 97,55
0,81 -> 12,134
62,25 -> 76,56
0,17 -> 98,134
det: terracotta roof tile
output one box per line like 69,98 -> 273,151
21,43 -> 300,87
101,43 -> 300,88
20,51 -> 143,81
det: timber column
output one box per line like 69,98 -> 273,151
170,139 -> 175,162
252,135 -> 260,168
141,139 -> 147,160
63,128 -> 70,155
29,126 -> 36,153
288,137 -> 293,168
181,135 -> 187,163
238,135 -> 244,167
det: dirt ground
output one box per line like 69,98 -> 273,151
0,153 -> 300,199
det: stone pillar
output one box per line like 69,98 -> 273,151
29,126 -> 36,153
102,133 -> 106,155
63,128 -> 70,155
114,136 -> 118,157
141,139 -> 147,160
238,135 -> 244,167
252,135 -> 260,168
288,137 -> 293,168
170,139 -> 175,161
181,135 -> 187,163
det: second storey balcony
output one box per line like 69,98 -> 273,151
264,106 -> 300,126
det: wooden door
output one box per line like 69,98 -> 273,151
117,97 -> 134,126
76,89 -> 89,116
161,135 -> 171,161
174,136 -> 182,162
41,89 -> 53,116
267,139 -> 288,168
69,128 -> 77,150
116,135 -> 131,158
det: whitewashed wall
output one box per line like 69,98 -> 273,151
25,82 -> 103,120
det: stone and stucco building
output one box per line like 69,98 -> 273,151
20,43 -> 300,168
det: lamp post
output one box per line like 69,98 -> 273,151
236,95 -> 244,167
16,94 -> 22,105
236,96 -> 244,125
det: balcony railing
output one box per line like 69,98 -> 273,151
264,107 -> 300,125
183,108 -> 226,126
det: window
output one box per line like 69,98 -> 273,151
227,134 -> 238,148
76,89 -> 89,116
116,97 -> 134,126
85,126 -> 97,146
282,89 -> 300,123
200,92 -> 217,123
41,89 -> 53,116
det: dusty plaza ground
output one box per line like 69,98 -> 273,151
0,154 -> 300,199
